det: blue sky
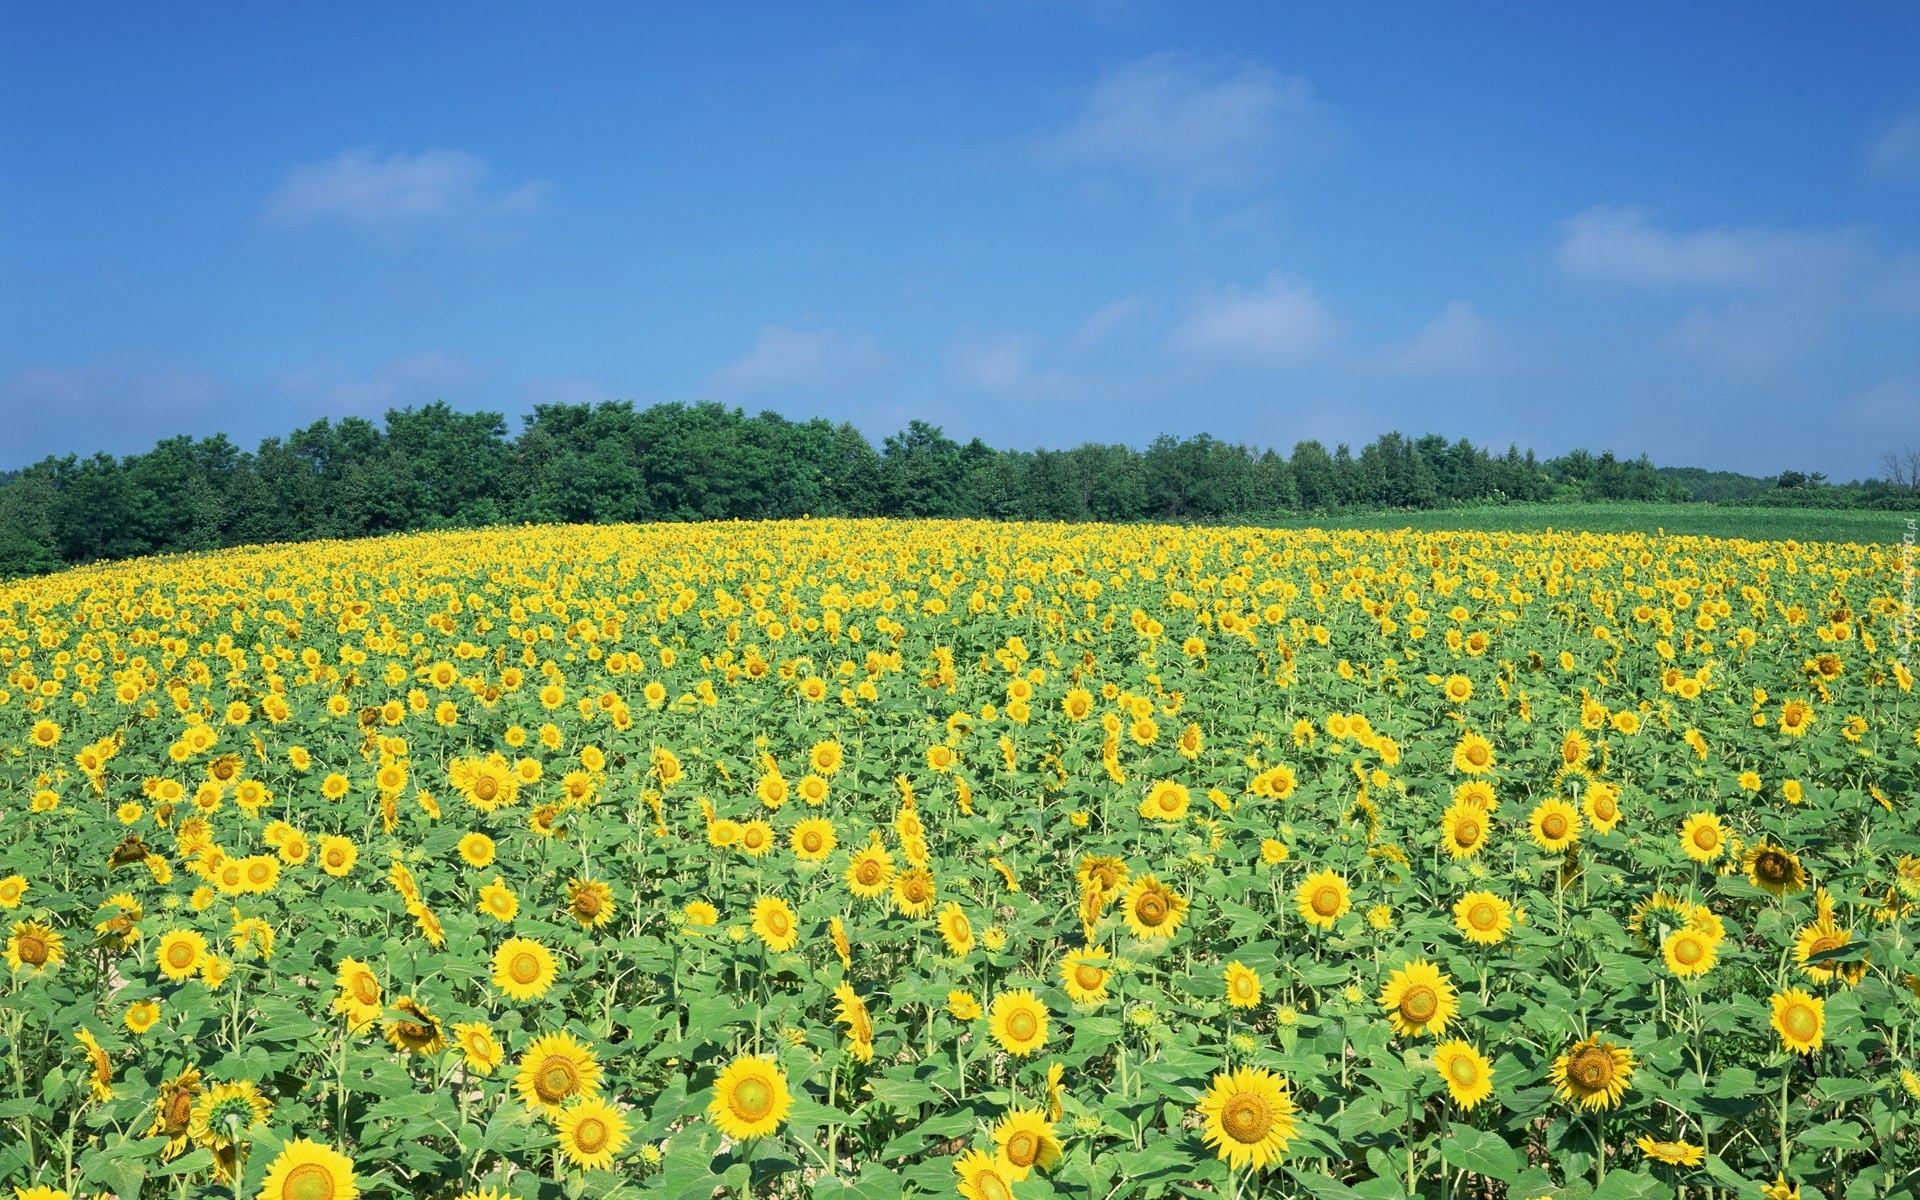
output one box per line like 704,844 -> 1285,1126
3,3 -> 1917,479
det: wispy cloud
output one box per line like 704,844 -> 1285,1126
275,351 -> 480,415
263,149 -> 547,231
1067,294 -> 1147,353
1168,273 -> 1337,364
1042,52 -> 1332,193
708,324 -> 888,395
1555,206 -> 1861,290
1378,301 -> 1498,375
1869,111 -> 1920,178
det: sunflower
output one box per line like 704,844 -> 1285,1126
936,902 -> 976,956
954,1148 -> 1021,1200
188,1078 -> 271,1154
832,981 -> 876,1062
992,1106 -> 1063,1179
1453,779 -> 1498,813
989,989 -> 1050,1057
155,929 -> 207,982
1197,1065 -> 1299,1171
1139,780 -> 1190,821
332,958 -> 383,1030
492,937 -> 559,1002
316,835 -> 357,876
124,999 -> 161,1035
147,1065 -> 202,1158
258,1138 -> 359,1200
1528,798 -> 1581,853
1451,732 -> 1495,775
1060,946 -> 1112,1005
1223,961 -> 1263,1010
0,875 -> 27,907
892,868 -> 937,918
567,878 -> 615,928
1678,812 -> 1727,864
1075,854 -> 1129,895
1581,782 -> 1623,835
1636,1135 -> 1705,1167
478,878 -> 518,922
1432,1040 -> 1494,1110
555,1095 -> 631,1171
738,819 -> 775,857
829,914 -> 851,967
515,1031 -> 603,1113
457,833 -> 496,868
1550,1034 -> 1635,1110
948,990 -> 983,1020
1440,802 -> 1489,859
751,896 -> 800,953
790,817 -> 837,862
383,995 -> 445,1055
1793,918 -> 1866,985
451,1021 -> 504,1075
1378,959 -> 1459,1039
75,1027 -> 113,1100
1452,891 -> 1512,945
1122,874 -> 1189,940
5,920 -> 65,976
1661,928 -> 1719,980
708,1054 -> 791,1140
845,843 -> 895,899
1295,869 -> 1351,930
1744,843 -> 1808,896
1770,988 -> 1824,1054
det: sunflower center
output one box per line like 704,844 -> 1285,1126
1221,1092 -> 1273,1144
730,1077 -> 772,1120
352,975 -> 379,1004
282,1162 -> 337,1200
1757,853 -> 1790,883
16,933 -> 47,966
802,832 -> 823,852
972,1169 -> 1014,1200
1311,886 -> 1341,917
1074,964 -> 1105,990
474,776 -> 498,801
509,952 -> 541,984
1005,1129 -> 1040,1166
1466,745 -> 1489,766
1400,985 -> 1439,1024
164,1090 -> 194,1130
536,1057 -> 580,1103
1450,1056 -> 1480,1085
574,892 -> 603,918
905,878 -> 931,902
1572,1047 -> 1614,1089
1232,976 -> 1256,1000
1693,827 -> 1719,851
1782,1004 -> 1817,1041
765,909 -> 791,935
1456,818 -> 1481,845
1674,937 -> 1703,965
855,860 -> 883,885
1007,1010 -> 1038,1041
1469,903 -> 1497,929
573,1115 -> 610,1153
1137,893 -> 1169,924
1542,813 -> 1568,839
166,942 -> 195,969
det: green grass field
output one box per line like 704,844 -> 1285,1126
1260,502 -> 1914,545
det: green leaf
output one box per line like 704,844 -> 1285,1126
1443,1126 -> 1521,1183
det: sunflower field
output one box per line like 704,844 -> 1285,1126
0,519 -> 1916,1200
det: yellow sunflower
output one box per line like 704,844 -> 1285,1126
5,920 -> 65,977
556,1095 -> 630,1171
1581,782 -> 1623,835
1060,947 -> 1112,1005
845,843 -> 895,899
1223,961 -> 1263,1009
257,1138 -> 359,1200
1440,801 -> 1489,859
1451,732 -> 1495,775
1744,843 -> 1808,896
989,989 -> 1050,1057
491,937 -> 559,1002
1661,928 -> 1719,980
1295,869 -> 1351,931
332,958 -> 383,1030
515,1030 -> 603,1113
790,817 -> 837,862
1636,1135 -> 1705,1167
936,902 -> 976,956
1122,874 -> 1189,940
751,896 -> 800,953
708,1054 -> 792,1140
954,1148 -> 1021,1200
1678,812 -> 1727,864
1378,959 -> 1459,1039
1550,1034 -> 1635,1110
1139,779 -> 1190,821
1528,798 -> 1581,853
1432,1040 -> 1494,1111
451,1021 -> 504,1075
478,878 -> 518,923
992,1106 -> 1063,1180
1770,988 -> 1824,1054
155,929 -> 207,982
566,878 -> 615,928
382,995 -> 444,1055
456,832 -> 496,868
146,1065 -> 202,1158
891,868 -> 937,918
1452,891 -> 1512,945
1197,1065 -> 1299,1171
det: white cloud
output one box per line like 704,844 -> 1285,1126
708,325 -> 887,394
263,149 -> 547,230
1043,52 -> 1331,191
1380,301 -> 1497,374
1556,206 -> 1861,290
1168,273 -> 1337,364
275,351 -> 480,415
1869,111 -> 1920,178
1068,294 -> 1147,353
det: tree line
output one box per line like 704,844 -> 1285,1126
0,399 -> 1688,576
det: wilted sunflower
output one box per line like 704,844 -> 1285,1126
147,1066 -> 202,1158
257,1138 -> 359,1200
382,996 -> 444,1055
1060,947 -> 1112,1005
491,937 -> 559,1002
1550,1034 -> 1635,1110
1123,874 -> 1189,940
556,1096 -> 630,1171
515,1031 -> 603,1114
1197,1065 -> 1299,1171
1295,869 -> 1351,931
1378,959 -> 1459,1039
5,920 -> 65,977
1744,843 -> 1808,896
566,877 -> 615,928
992,1106 -> 1063,1180
989,988 -> 1050,1057
708,1054 -> 791,1140
1432,1040 -> 1494,1110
